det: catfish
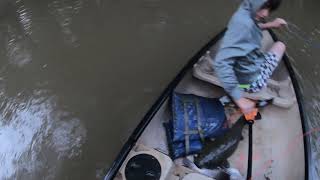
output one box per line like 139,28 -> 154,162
195,117 -> 246,169
182,158 -> 244,180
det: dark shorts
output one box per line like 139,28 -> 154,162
242,50 -> 280,93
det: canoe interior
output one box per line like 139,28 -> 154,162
114,31 -> 305,180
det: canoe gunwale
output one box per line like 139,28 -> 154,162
104,29 -> 311,180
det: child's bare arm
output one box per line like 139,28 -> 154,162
235,97 -> 256,115
259,18 -> 287,30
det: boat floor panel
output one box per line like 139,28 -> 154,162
228,103 -> 305,180
137,102 -> 171,155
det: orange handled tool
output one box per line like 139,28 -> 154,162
244,108 -> 259,122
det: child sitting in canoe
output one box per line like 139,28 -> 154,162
213,0 -> 288,114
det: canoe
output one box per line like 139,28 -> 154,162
104,29 -> 311,180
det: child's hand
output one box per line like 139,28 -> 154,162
235,97 -> 256,115
271,18 -> 288,29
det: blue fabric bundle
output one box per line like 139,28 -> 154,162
165,93 -> 228,159
164,121 -> 203,159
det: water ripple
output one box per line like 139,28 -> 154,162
5,25 -> 32,67
15,0 -> 33,36
0,89 -> 87,179
48,0 -> 83,47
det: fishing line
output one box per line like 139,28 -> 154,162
286,21 -> 313,45
277,28 -> 294,40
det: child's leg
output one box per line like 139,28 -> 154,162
245,41 -> 286,93
265,41 -> 287,88
267,41 -> 286,61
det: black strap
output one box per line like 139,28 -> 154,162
247,121 -> 253,180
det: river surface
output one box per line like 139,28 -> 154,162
0,0 -> 319,179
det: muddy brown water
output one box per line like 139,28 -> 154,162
0,0 -> 319,179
